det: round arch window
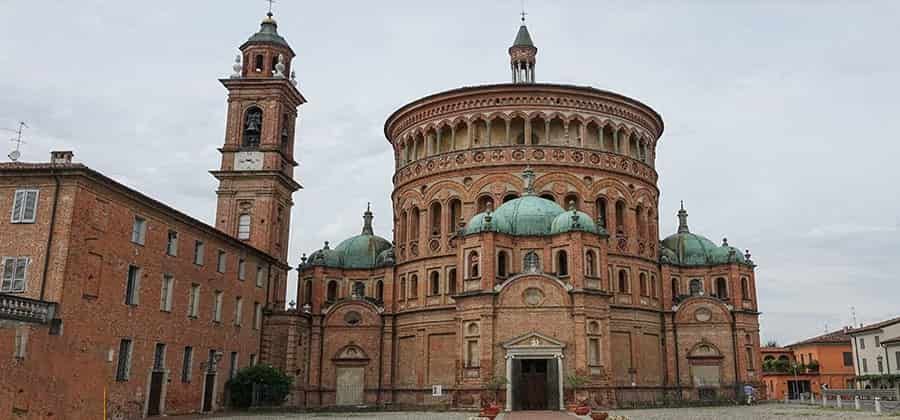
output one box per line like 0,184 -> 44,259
344,311 -> 362,326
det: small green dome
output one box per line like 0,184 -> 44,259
660,204 -> 751,267
306,207 -> 392,270
490,195 -> 565,236
463,212 -> 494,235
550,209 -> 603,235
242,14 -> 291,50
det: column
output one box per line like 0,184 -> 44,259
579,123 -> 586,147
524,117 -> 532,145
556,355 -> 565,410
505,355 -> 513,411
505,119 -> 511,145
613,129 -> 620,153
563,121 -> 570,144
466,121 -> 472,149
545,120 -> 551,144
450,126 -> 456,152
598,125 -> 604,150
486,119 -> 492,146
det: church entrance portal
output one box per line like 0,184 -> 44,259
515,359 -> 555,410
503,332 -> 566,411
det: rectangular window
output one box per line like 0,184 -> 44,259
234,297 -> 243,326
860,338 -> 866,349
238,214 -> 251,240
193,241 -> 205,265
153,343 -> 166,371
747,347 -> 755,370
588,338 -> 600,365
160,274 -> 174,312
256,265 -> 266,288
14,327 -> 28,359
207,349 -> 216,373
238,258 -> 246,281
116,339 -> 133,381
166,230 -> 178,256
875,336 -> 881,347
213,291 -> 223,322
229,351 -> 238,379
131,216 -> 147,245
181,346 -> 193,383
188,284 -> 200,318
843,352 -> 854,367
217,250 -> 227,273
1,256 -> 29,293
862,358 -> 868,373
11,189 -> 39,223
253,302 -> 262,330
250,353 -> 258,366
125,265 -> 141,305
466,339 -> 480,368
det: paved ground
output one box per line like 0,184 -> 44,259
175,404 -> 896,419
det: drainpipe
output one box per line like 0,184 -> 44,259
377,313 -> 385,406
672,311 -> 681,393
40,170 -> 61,302
852,336 -> 861,387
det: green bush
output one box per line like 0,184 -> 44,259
227,364 -> 293,408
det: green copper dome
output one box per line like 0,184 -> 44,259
550,208 -> 605,236
491,195 -> 565,236
242,13 -> 291,50
512,24 -> 535,47
306,207 -> 392,270
660,204 -> 751,267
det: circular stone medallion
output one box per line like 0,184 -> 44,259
694,308 -> 712,322
523,287 -> 545,307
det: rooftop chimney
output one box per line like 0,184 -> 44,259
50,151 -> 73,164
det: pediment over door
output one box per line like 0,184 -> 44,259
502,331 -> 566,352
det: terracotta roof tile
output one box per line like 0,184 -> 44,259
787,329 -> 852,347
849,315 -> 900,335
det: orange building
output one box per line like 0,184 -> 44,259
762,329 -> 855,400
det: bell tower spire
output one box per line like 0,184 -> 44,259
212,10 -> 307,286
509,11 -> 537,84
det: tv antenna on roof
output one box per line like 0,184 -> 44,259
2,121 -> 27,162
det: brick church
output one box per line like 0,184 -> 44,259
0,9 -> 762,419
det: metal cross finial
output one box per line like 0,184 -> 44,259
266,0 -> 275,16
520,0 -> 527,23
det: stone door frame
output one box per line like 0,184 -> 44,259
502,331 -> 566,412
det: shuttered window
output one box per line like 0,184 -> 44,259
11,189 -> 38,223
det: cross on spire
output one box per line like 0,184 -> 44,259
520,0 -> 528,23
265,0 -> 275,16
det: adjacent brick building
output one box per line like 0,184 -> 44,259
260,19 -> 764,411
0,12 -> 301,420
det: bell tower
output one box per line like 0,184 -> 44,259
212,11 -> 306,275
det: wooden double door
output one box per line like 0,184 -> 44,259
513,358 -> 559,410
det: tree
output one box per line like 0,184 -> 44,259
227,364 -> 293,408
765,340 -> 779,348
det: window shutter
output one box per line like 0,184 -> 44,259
22,191 -> 38,222
1,258 -> 14,291
13,258 -> 27,292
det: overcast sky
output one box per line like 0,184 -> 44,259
2,1 -> 898,345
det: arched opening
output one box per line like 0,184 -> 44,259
548,117 -> 565,144
629,134 -> 639,158
531,116 -> 547,144
671,277 -> 679,299
242,106 -> 263,148
438,124 -> 453,153
556,250 -> 569,277
254,54 -> 264,72
376,280 -> 384,302
280,113 -> 292,153
448,269 -> 457,295
503,193 -> 519,203
715,277 -> 728,298
510,116 -> 526,145
639,273 -> 648,296
430,271 -> 440,296
618,270 -> 628,293
488,117 -> 506,146
452,121 -> 467,150
400,278 -> 406,300
477,195 -> 494,213
741,277 -> 750,299
471,119 -> 488,147
352,281 -> 365,298
595,197 -> 608,230
326,280 -> 338,302
468,251 -> 480,278
399,210 -> 408,243
689,279 -> 702,296
409,275 -> 418,298
585,250 -> 597,277
270,55 -> 279,75
524,251 -> 540,273
585,121 -> 601,148
615,200 -> 626,235
497,251 -> 509,278
564,194 -> 579,210
635,205 -> 645,239
602,125 -> 615,151
569,120 -> 583,145
409,207 -> 420,241
540,193 -> 556,203
449,198 -> 462,233
304,280 -> 312,304
430,201 -> 442,237
651,275 -> 658,298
